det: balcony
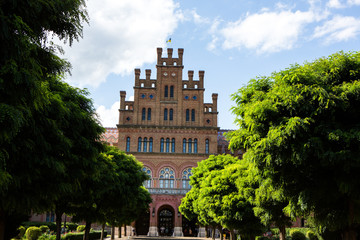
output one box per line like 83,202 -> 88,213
147,188 -> 190,195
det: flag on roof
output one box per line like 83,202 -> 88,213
166,38 -> 171,43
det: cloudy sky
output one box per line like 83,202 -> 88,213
59,0 -> 360,130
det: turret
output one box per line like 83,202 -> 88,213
199,71 -> 204,88
212,93 -> 218,112
120,91 -> 126,110
135,69 -> 140,87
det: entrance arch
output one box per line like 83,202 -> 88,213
158,206 -> 174,236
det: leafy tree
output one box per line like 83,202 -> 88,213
228,51 -> 360,240
0,0 -> 88,239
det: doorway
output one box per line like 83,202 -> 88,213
158,207 -> 174,236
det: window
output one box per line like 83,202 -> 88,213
46,212 -> 55,222
165,85 -> 168,98
188,138 -> 192,153
159,167 -> 175,188
194,138 -> 198,153
183,138 -> 186,153
142,108 -> 146,120
164,108 -> 168,120
138,137 -> 142,152
166,138 -> 170,153
126,137 -> 130,152
142,166 -> 152,188
191,109 -> 195,121
171,138 -> 175,152
205,139 -> 209,154
143,137 -> 148,152
170,86 -> 174,98
160,138 -> 164,152
182,168 -> 192,189
186,109 -> 189,121
147,108 -> 151,120
149,138 -> 153,152
169,109 -> 173,121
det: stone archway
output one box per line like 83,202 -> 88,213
158,206 -> 174,236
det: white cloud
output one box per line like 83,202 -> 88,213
60,0 -> 181,88
220,9 -> 315,54
347,0 -> 360,5
313,15 -> 360,43
96,101 -> 120,127
327,0 -> 345,8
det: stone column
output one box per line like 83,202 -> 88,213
147,206 -> 158,236
172,207 -> 183,236
198,226 -> 206,237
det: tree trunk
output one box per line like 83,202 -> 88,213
342,229 -> 357,240
220,228 -> 224,240
279,225 -> 286,240
55,210 -> 63,240
230,229 -> 235,240
111,226 -> 115,240
118,226 -> 122,238
124,224 -> 127,236
212,226 -> 216,240
100,223 -> 105,240
83,221 -> 91,240
0,209 -> 5,240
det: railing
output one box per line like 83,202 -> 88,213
147,188 -> 190,195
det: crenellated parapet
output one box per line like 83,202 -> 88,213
134,69 -> 157,88
157,48 -> 184,67
182,71 -> 204,89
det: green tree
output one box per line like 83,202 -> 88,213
0,0 -> 88,239
228,51 -> 360,240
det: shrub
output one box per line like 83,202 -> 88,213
306,230 -> 318,240
23,222 -> 57,232
65,223 -> 78,231
76,225 -> 85,232
25,226 -> 42,240
17,226 -> 26,238
40,225 -> 50,233
290,230 -> 306,240
62,231 -> 106,240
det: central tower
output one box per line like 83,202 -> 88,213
117,48 -> 218,237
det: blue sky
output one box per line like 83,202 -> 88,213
59,0 -> 360,130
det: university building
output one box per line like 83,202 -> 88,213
113,47 -> 234,237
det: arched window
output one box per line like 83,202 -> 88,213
170,86 -> 174,98
188,138 -> 192,153
164,108 -> 168,121
205,139 -> 209,154
160,138 -> 164,152
171,138 -> 175,152
138,137 -> 142,152
182,168 -> 192,189
126,137 -> 130,152
159,167 -> 175,188
143,137 -> 148,152
149,138 -> 153,152
166,138 -> 170,153
169,109 -> 173,121
194,138 -> 198,153
142,166 -> 152,188
165,85 -> 168,98
183,138 -> 186,153
186,109 -> 189,122
142,108 -> 146,120
191,109 -> 195,121
147,108 -> 151,120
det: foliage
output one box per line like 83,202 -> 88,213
290,230 -> 306,240
17,226 -> 25,238
306,230 -> 318,240
62,231 -> 106,240
76,225 -> 85,232
64,223 -> 78,232
38,234 -> 56,240
39,226 -> 49,233
25,227 -> 42,240
228,51 -> 360,237
23,222 -> 56,232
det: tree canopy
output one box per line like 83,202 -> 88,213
227,51 -> 360,240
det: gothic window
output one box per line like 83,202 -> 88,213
159,167 -> 175,188
164,108 -> 168,121
186,109 -> 189,122
142,166 -> 152,188
142,108 -> 146,120
169,108 -> 173,121
191,109 -> 195,121
182,168 -> 192,189
170,86 -> 174,98
126,137 -> 130,152
165,85 -> 168,98
188,138 -> 192,153
160,138 -> 164,152
143,137 -> 148,152
149,137 -> 153,152
194,138 -> 198,153
205,139 -> 209,154
166,138 -> 170,153
183,138 -> 186,153
147,108 -> 151,120
171,138 -> 175,152
138,137 -> 142,152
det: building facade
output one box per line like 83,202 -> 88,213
116,48 -> 219,237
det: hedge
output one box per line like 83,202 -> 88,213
63,231 -> 107,240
